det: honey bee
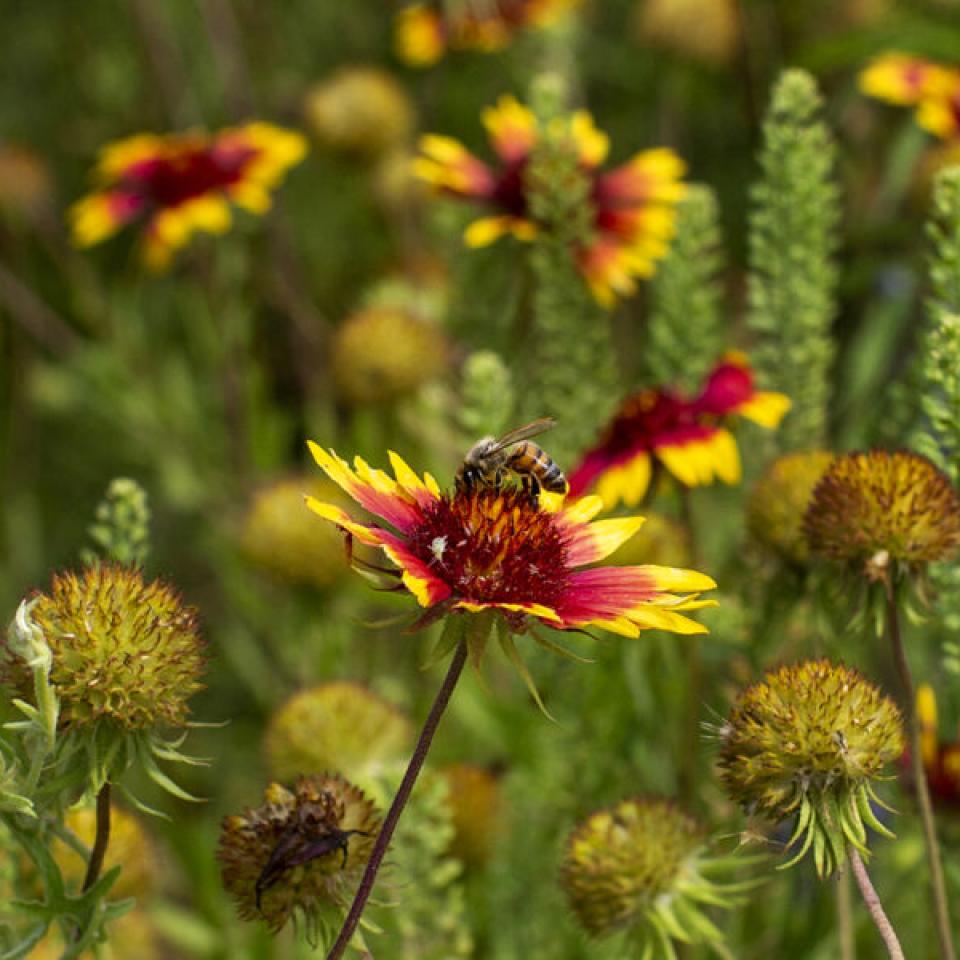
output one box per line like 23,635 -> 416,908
456,417 -> 568,502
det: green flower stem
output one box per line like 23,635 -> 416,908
678,486 -> 702,807
837,863 -> 856,960
848,849 -> 904,960
886,589 -> 956,960
81,782 -> 112,893
326,639 -> 469,960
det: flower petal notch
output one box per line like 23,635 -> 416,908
413,94 -> 687,306
569,353 -> 790,508
69,123 -> 307,269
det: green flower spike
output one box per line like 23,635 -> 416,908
717,659 -> 904,877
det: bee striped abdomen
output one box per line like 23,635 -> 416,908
509,442 -> 568,494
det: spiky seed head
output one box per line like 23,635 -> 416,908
2,566 -> 204,731
717,659 -> 904,876
439,763 -> 502,868
606,512 -> 693,568
560,798 -> 745,952
303,66 -> 414,157
264,682 -> 413,783
332,306 -> 450,406
218,774 -> 380,935
803,450 -> 960,579
240,477 -> 351,589
748,450 -> 835,565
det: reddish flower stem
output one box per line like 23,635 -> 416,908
848,849 -> 904,960
81,782 -> 112,893
326,640 -> 468,960
886,587 -> 956,960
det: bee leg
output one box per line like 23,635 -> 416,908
528,475 -> 541,508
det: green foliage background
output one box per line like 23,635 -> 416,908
2,0 -> 960,957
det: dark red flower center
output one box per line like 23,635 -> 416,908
121,141 -> 259,209
407,488 -> 570,609
491,159 -> 530,219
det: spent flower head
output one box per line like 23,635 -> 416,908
803,449 -> 960,582
747,450 -> 834,566
218,774 -> 380,940
560,797 -> 750,954
265,682 -> 414,784
717,659 -> 904,876
439,763 -> 503,868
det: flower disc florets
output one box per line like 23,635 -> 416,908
717,659 -> 904,876
560,798 -> 744,953
265,682 -> 414,783
218,774 -> 380,936
803,450 -> 960,578
2,566 -> 204,731
747,450 -> 834,566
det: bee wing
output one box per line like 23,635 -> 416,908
488,417 -> 557,453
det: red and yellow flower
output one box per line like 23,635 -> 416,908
568,353 -> 790,508
306,444 -> 716,640
69,122 -> 307,269
860,53 -> 960,140
395,0 -> 580,67
414,95 -> 686,306
914,685 -> 960,808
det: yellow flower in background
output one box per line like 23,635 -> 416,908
395,0 -> 581,67
414,95 -> 686,305
635,0 -> 739,67
69,123 -> 306,269
568,354 -> 790,508
860,53 -> 960,140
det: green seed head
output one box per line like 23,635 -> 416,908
560,798 -> 746,953
717,659 -> 904,876
3,566 -> 205,731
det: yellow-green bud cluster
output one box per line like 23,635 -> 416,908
303,66 -> 413,157
218,774 -> 380,936
747,450 -> 834,566
332,307 -> 450,406
264,682 -> 413,784
803,450 -> 960,579
560,798 -> 743,953
2,566 -> 204,731
240,477 -> 350,590
717,659 -> 903,876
